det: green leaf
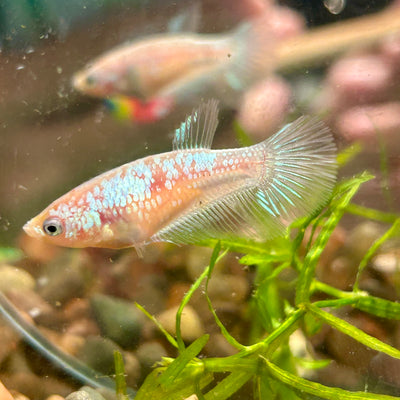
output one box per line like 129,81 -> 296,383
345,204 -> 399,224
135,364 -> 213,400
240,252 -> 290,266
263,357 -> 400,399
135,302 -> 178,349
303,312 -> 324,337
176,268 -> 209,351
307,303 -> 400,359
204,247 -> 244,350
294,357 -> 331,370
159,335 -> 209,387
354,218 -> 400,291
233,120 -> 254,147
354,295 -> 400,320
204,369 -> 253,400
261,309 -> 306,358
253,264 -> 286,332
207,241 -> 221,280
336,142 -> 363,166
296,173 -> 373,305
200,237 -> 275,256
176,248 -> 228,351
113,351 -> 129,400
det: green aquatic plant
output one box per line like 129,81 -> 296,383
128,170 -> 400,400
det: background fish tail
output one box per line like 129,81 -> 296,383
219,15 -> 276,101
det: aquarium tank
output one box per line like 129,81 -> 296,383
2,1 -> 400,399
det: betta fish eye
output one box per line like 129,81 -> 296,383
43,218 -> 63,236
86,75 -> 96,86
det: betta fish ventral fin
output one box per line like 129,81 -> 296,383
172,99 -> 219,150
155,116 -> 337,246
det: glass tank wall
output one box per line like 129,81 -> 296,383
1,1 -> 400,399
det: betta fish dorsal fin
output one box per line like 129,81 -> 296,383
167,2 -> 201,33
172,99 -> 219,150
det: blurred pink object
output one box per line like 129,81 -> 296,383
202,0 -> 272,27
237,76 -> 292,139
225,0 -> 271,19
327,55 -> 394,110
335,102 -> 400,151
381,35 -> 400,72
269,6 -> 306,39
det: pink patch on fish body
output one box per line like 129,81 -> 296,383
24,100 -> 337,254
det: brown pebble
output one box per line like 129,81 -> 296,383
123,352 -> 141,387
325,326 -> 377,371
317,360 -> 363,389
157,305 -> 204,342
46,396 -> 66,400
166,282 -> 191,308
0,321 -> 20,364
1,372 -> 73,400
369,352 -> 400,386
133,274 -> 168,315
65,318 -> 100,338
62,298 -> 92,321
319,256 -> 356,290
58,333 -> 85,357
185,247 -> 216,281
207,275 -> 249,304
0,265 -> 35,293
37,251 -> 92,305
324,312 -> 387,370
38,327 -> 84,357
372,251 -> 400,275
204,333 -> 237,357
135,341 -> 168,380
5,288 -> 62,329
345,222 -> 385,263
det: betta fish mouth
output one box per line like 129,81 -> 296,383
23,220 -> 45,238
71,72 -> 86,92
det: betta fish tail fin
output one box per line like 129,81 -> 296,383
104,95 -> 173,123
222,15 -> 276,96
254,116 -> 337,224
104,95 -> 139,121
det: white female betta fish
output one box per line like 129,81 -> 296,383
24,100 -> 337,254
72,15 -> 275,122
